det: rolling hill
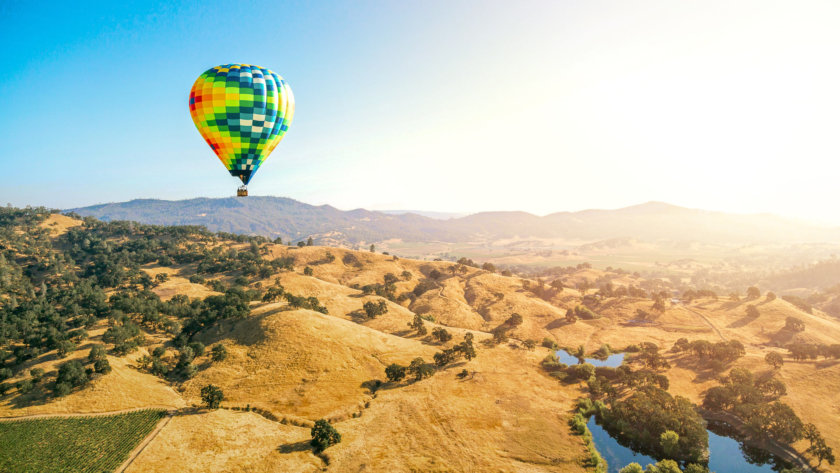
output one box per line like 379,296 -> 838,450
69,198 -> 840,247
2,209 -> 839,472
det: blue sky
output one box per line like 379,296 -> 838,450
2,1 -> 840,223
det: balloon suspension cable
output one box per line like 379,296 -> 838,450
237,185 -> 248,197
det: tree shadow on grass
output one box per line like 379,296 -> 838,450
728,314 -> 759,328
277,440 -> 313,454
544,318 -> 567,330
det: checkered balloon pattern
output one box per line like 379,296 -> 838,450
189,64 -> 294,185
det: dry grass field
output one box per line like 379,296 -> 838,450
3,220 -> 840,472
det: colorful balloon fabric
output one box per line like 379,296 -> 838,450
189,64 -> 294,185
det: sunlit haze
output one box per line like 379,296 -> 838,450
2,1 -> 839,224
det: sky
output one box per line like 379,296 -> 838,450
2,1 -> 840,224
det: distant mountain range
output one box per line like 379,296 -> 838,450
68,197 -> 840,246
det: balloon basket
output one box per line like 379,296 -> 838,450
237,185 -> 248,197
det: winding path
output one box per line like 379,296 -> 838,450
683,306 -> 727,342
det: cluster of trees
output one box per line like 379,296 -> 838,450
633,342 -> 671,371
283,293 -> 328,314
361,273 -> 401,301
619,460 -> 709,473
542,354 -> 669,395
564,305 -> 599,324
702,367 -> 833,465
680,289 -> 718,301
703,368 -> 788,412
408,314 -> 428,336
672,338 -> 745,368
601,386 -> 709,464
384,357 -> 436,383
597,283 -> 649,299
0,207 -> 286,399
362,300 -> 388,319
434,333 -> 476,367
786,341 -> 840,361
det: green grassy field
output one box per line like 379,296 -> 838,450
0,409 -> 167,473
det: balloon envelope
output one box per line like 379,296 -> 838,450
189,64 -> 294,185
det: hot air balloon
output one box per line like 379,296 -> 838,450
189,64 -> 294,196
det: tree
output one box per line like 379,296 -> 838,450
747,286 -> 761,299
454,340 -> 476,360
432,327 -> 453,343
803,424 -> 836,466
189,341 -> 205,357
211,344 -> 228,362
652,296 -> 666,312
766,291 -> 777,301
429,269 -> 442,280
481,262 -> 496,272
369,244 -> 375,253
311,419 -> 341,452
565,308 -> 577,324
644,460 -> 682,473
401,270 -> 412,281
262,285 -> 285,302
577,280 -> 592,295
785,316 -> 805,332
408,357 -> 435,381
408,314 -> 427,335
385,363 -> 406,382
745,304 -> 759,318
306,237 -> 313,246
363,300 -> 388,319
54,360 -> 88,396
303,266 -> 313,276
200,384 -> 224,409
29,368 -> 45,383
619,464 -> 644,473
765,351 -> 784,370
660,430 -> 680,458
94,358 -> 112,374
88,344 -> 107,363
505,313 -> 523,327
434,349 -> 456,367
523,339 -> 536,350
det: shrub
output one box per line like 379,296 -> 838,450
94,358 -> 112,374
363,300 -> 388,319
385,363 -> 406,382
211,344 -> 228,362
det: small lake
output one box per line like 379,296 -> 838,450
556,349 -> 625,368
586,417 -> 788,473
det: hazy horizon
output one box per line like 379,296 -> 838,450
63,194 -> 840,228
4,1 -> 840,224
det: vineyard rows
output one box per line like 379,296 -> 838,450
0,409 -> 166,473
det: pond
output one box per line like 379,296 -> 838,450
555,349 -> 625,368
586,417 -> 789,473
